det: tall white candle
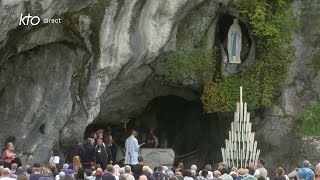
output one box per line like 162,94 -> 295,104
247,112 -> 250,123
240,86 -> 243,103
256,149 -> 260,164
244,102 -> 247,124
222,148 -> 225,163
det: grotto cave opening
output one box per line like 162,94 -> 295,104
85,95 -> 232,168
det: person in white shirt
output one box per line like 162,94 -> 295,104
125,130 -> 143,165
49,149 -> 60,164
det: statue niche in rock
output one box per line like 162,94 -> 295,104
227,18 -> 242,64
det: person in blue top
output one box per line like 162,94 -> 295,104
298,160 -> 315,180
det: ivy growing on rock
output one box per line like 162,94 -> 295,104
311,50 -> 320,77
298,101 -> 320,135
201,77 -> 261,112
162,1 -> 217,86
163,47 -> 215,85
201,0 -> 297,112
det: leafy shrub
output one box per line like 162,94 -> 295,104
298,101 -> 320,135
163,47 -> 215,84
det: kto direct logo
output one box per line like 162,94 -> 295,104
19,13 -> 62,26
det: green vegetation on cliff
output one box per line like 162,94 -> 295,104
311,50 -> 320,77
202,0 -> 297,112
163,0 -> 297,112
201,77 -> 261,112
163,1 -> 217,86
163,48 -> 215,84
298,101 -> 320,135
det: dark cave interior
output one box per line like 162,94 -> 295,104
85,95 -> 232,167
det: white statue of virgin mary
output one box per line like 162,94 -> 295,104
227,18 -> 242,64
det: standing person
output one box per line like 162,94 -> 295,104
236,169 -> 246,180
123,166 -> 135,180
102,165 -> 116,180
254,159 -> 268,178
0,168 -> 16,180
297,160 -> 315,180
95,138 -> 112,171
62,170 -> 76,180
218,162 -> 230,175
10,163 -> 18,174
183,169 -> 193,180
196,169 -> 207,180
39,168 -> 53,180
80,138 -> 95,170
125,130 -> 143,165
73,156 -> 84,180
175,163 -> 184,174
143,129 -> 158,148
2,142 -> 18,168
30,168 -> 43,180
153,166 -> 167,180
105,127 -> 117,162
242,168 -> 256,180
96,169 -> 104,180
23,165 -> 32,177
114,165 -> 120,178
49,149 -> 60,164
274,167 -> 287,180
132,157 -> 144,180
48,163 -> 59,178
142,166 -> 154,180
315,164 -> 320,180
66,140 -> 82,164
16,167 -> 27,180
288,164 -> 301,180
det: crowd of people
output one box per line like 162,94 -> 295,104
0,129 -> 319,180
0,154 -> 319,180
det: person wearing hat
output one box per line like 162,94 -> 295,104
95,168 -> 104,180
62,169 -> 76,180
236,169 -> 246,180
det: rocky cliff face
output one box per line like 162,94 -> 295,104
0,0 -> 217,164
252,0 -> 320,171
0,0 -> 320,171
